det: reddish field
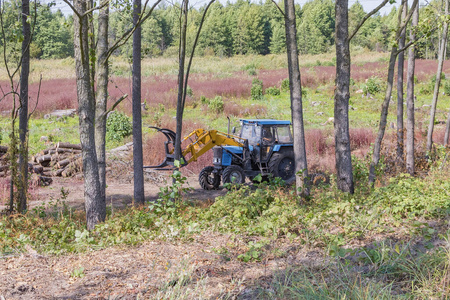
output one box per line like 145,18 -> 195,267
1,59 -> 448,116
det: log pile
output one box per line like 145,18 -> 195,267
30,142 -> 83,178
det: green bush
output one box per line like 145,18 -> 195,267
106,111 -> 132,141
444,80 -> 450,95
208,96 -> 224,113
363,76 -> 382,95
251,78 -> 264,100
281,78 -> 290,92
265,86 -> 280,96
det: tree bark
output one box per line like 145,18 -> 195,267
18,0 -> 30,212
174,0 -> 188,163
396,0 -> 407,165
406,4 -> 418,175
73,0 -> 104,230
95,2 -> 109,205
368,0 -> 418,185
132,0 -> 145,204
334,0 -> 353,193
284,0 -> 309,197
427,0 -> 449,151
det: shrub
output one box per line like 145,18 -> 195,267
208,96 -> 224,113
281,78 -> 290,92
363,76 -> 382,95
265,86 -> 280,96
251,78 -> 264,100
444,80 -> 450,95
106,111 -> 132,141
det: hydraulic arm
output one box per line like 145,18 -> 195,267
144,127 -> 244,169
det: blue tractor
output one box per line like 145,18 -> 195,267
199,119 -> 295,190
146,119 -> 296,190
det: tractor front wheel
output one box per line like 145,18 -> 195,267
199,166 -> 220,190
222,165 -> 245,186
268,151 -> 296,184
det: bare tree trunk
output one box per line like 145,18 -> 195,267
18,0 -> 30,213
284,0 -> 309,197
334,0 -> 353,193
369,0 -> 418,185
132,0 -> 145,204
74,0 -> 104,230
406,4 -> 418,175
95,2 -> 109,204
174,0 -> 188,163
427,0 -> 449,152
396,0 -> 407,165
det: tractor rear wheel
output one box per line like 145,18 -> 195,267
222,165 -> 245,186
199,166 -> 220,190
268,151 -> 296,184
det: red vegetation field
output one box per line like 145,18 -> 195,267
1,59 -> 448,116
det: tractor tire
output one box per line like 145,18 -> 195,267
268,150 -> 296,185
199,166 -> 220,190
222,165 -> 246,186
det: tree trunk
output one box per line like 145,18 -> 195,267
174,0 -> 188,163
132,0 -> 145,204
95,2 -> 109,204
427,0 -> 449,152
369,48 -> 398,185
396,0 -> 407,165
74,0 -> 104,230
334,0 -> 353,193
406,4 -> 418,175
18,0 -> 30,213
284,0 -> 309,197
368,0 -> 417,185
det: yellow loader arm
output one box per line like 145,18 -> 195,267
144,127 -> 244,169
182,129 -> 244,164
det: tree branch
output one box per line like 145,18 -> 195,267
271,0 -> 285,17
104,94 -> 128,116
105,0 -> 163,60
181,0 -> 215,110
62,0 -> 81,18
28,74 -> 42,119
348,0 -> 389,42
82,0 -> 109,17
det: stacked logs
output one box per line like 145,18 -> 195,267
30,142 -> 83,178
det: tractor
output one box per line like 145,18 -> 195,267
145,119 -> 295,190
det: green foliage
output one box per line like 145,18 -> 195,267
265,86 -> 280,96
106,111 -> 132,142
362,76 -> 382,95
281,78 -> 290,92
208,96 -> 224,113
251,78 -> 264,100
444,80 -> 450,95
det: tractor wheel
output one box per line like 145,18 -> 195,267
222,165 -> 245,186
268,150 -> 296,184
199,166 -> 220,190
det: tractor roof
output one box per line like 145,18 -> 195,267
241,119 -> 291,126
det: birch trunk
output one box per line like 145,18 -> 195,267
406,4 -> 418,175
284,0 -> 309,197
334,0 -> 353,193
74,0 -> 104,230
396,0 -> 407,164
132,0 -> 145,204
427,0 -> 449,151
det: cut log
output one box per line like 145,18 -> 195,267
36,155 -> 52,164
56,142 -> 82,150
42,167 -> 52,172
0,145 -> 8,153
39,176 -> 53,186
53,169 -> 64,177
43,109 -> 76,120
56,158 -> 71,169
40,147 -> 56,155
0,165 -> 8,172
33,165 -> 43,174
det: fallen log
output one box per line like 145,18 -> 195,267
36,155 -> 52,165
56,142 -> 82,150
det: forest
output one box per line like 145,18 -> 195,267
1,0 -> 450,298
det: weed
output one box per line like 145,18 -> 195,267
363,76 -> 382,95
70,266 -> 85,278
280,78 -> 290,92
208,96 -> 224,113
251,78 -> 264,101
265,86 -> 280,96
106,111 -> 132,141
